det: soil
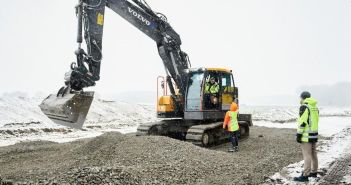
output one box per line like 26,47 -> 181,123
0,126 -> 301,185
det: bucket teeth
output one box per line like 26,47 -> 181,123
39,91 -> 94,129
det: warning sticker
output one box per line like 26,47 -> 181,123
97,13 -> 104,26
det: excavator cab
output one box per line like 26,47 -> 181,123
157,68 -> 238,121
184,68 -> 238,120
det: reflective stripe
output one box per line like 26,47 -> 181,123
308,136 -> 318,139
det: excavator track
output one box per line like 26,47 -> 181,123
137,118 -> 251,147
186,122 -> 224,146
186,121 -> 250,147
136,119 -> 187,139
136,121 -> 166,136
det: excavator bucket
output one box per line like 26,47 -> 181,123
39,91 -> 94,129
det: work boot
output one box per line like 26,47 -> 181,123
293,174 -> 309,182
228,148 -> 234,152
308,172 -> 317,178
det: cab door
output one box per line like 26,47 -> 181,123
185,72 -> 204,111
220,72 -> 236,111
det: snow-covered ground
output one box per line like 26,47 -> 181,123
240,105 -> 351,123
0,92 -> 157,146
1,92 -> 350,145
244,103 -> 351,185
259,115 -> 351,184
1,92 -> 350,184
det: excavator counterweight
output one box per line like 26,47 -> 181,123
39,91 -> 94,129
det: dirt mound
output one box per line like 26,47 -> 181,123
0,127 -> 301,185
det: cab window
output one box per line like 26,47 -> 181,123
221,73 -> 234,93
186,72 -> 204,111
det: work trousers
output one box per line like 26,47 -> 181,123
301,142 -> 318,176
229,131 -> 239,148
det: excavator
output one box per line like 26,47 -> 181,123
39,0 -> 252,146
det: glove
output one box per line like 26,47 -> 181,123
296,133 -> 302,143
223,123 -> 227,130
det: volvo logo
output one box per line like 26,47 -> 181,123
128,7 -> 151,26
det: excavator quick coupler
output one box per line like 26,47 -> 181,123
39,91 -> 94,129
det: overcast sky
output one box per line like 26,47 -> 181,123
0,0 -> 350,104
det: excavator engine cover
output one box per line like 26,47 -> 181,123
39,91 -> 94,129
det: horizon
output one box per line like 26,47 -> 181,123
1,80 -> 350,106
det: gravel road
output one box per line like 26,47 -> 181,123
0,126 -> 301,185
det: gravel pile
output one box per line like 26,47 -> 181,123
319,154 -> 351,185
0,126 -> 301,185
25,167 -> 140,185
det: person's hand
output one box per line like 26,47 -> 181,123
296,137 -> 302,143
212,97 -> 218,104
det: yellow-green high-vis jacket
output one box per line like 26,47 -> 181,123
297,98 -> 319,143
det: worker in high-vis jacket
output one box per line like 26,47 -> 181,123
223,102 -> 240,152
294,91 -> 319,182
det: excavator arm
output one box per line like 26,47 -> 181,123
68,0 -> 190,95
40,0 -> 190,128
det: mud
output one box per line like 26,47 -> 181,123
0,126 -> 301,185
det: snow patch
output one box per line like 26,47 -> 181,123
240,105 -> 351,124
255,117 -> 351,137
342,173 -> 351,185
0,92 -> 157,146
1,92 -> 350,148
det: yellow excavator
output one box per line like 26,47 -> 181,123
39,0 -> 252,146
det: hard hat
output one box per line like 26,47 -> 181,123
300,91 -> 311,99
230,102 -> 238,111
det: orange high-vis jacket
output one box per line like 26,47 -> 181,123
223,102 -> 239,131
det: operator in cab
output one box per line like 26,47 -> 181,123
204,76 -> 219,109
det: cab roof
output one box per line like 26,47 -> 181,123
205,68 -> 232,73
187,67 -> 232,73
